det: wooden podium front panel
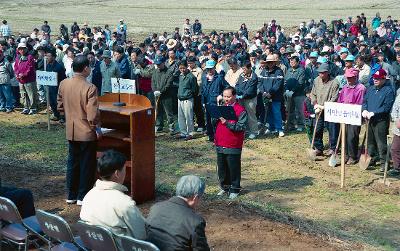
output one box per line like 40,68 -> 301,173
97,93 -> 155,204
130,108 -> 155,204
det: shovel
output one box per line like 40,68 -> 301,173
382,134 -> 393,186
307,112 -> 322,160
359,120 -> 371,170
328,126 -> 342,167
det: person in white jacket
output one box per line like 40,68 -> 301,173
80,150 -> 146,246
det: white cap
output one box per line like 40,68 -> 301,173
17,43 -> 27,49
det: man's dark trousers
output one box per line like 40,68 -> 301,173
368,118 -> 389,164
217,153 -> 241,193
314,115 -> 339,151
67,141 -> 97,201
346,124 -> 361,160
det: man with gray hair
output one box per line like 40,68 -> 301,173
146,175 -> 210,251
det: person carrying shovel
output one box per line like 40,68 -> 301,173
337,68 -> 366,165
361,69 -> 395,171
310,63 -> 340,157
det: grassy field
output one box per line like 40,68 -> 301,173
1,0 -> 399,37
1,109 -> 400,250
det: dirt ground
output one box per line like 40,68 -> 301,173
1,164 -> 345,251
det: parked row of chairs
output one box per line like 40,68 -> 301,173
0,196 -> 159,251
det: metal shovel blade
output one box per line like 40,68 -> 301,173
307,148 -> 317,161
328,154 -> 338,167
359,154 -> 371,170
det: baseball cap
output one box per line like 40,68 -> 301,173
154,56 -> 166,65
339,47 -> 349,54
102,50 -> 112,58
309,51 -> 318,58
344,68 -> 359,78
372,69 -> 387,79
345,55 -> 355,61
317,63 -> 329,73
205,59 -> 216,69
17,43 -> 27,49
317,56 -> 328,64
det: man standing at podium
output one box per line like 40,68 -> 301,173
57,55 -> 100,206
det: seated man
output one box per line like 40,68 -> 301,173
0,178 -> 35,219
146,175 -> 210,251
80,150 -> 146,241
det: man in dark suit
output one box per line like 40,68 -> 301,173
146,175 -> 210,251
57,55 -> 100,206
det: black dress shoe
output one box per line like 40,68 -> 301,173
387,169 -> 400,176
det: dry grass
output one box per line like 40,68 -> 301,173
1,0 -> 399,38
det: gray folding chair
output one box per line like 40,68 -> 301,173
0,196 -> 43,251
119,235 -> 160,251
74,220 -> 118,251
36,210 -> 86,251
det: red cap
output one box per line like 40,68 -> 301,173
372,68 -> 387,79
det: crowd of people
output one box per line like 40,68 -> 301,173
1,12 -> 400,250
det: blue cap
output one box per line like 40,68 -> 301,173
345,54 -> 355,61
159,44 -> 167,51
205,60 -> 216,69
317,56 -> 328,64
309,51 -> 318,58
339,47 -> 349,54
154,56 -> 165,65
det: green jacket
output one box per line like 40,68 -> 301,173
178,72 -> 198,100
151,67 -> 173,94
100,61 -> 120,95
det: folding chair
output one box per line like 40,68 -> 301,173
36,210 -> 86,251
74,220 -> 118,251
120,235 -> 160,251
0,196 -> 43,251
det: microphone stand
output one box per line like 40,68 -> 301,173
113,77 -> 126,106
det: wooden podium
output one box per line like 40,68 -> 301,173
97,93 -> 155,204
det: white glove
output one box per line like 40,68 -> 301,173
310,114 -> 316,118
315,108 -> 321,114
362,110 -> 369,118
154,91 -> 161,97
318,105 -> 324,110
314,104 -> 319,110
367,112 -> 374,119
285,90 -> 290,96
134,69 -> 141,74
217,95 -> 223,103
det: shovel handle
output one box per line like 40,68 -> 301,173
310,112 -> 322,149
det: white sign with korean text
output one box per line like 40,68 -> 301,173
111,78 -> 136,94
324,102 -> 362,126
36,71 -> 58,86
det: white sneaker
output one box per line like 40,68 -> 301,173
279,131 -> 285,137
248,134 -> 256,140
196,127 -> 204,133
296,127 -> 304,132
216,190 -> 228,196
229,192 -> 239,199
66,199 -> 77,204
77,200 -> 83,206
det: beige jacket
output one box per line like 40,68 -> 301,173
80,180 -> 147,240
57,74 -> 99,141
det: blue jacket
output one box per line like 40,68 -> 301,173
235,72 -> 258,99
362,82 -> 395,121
91,60 -> 102,93
258,66 -> 284,101
201,73 -> 229,105
116,55 -> 130,79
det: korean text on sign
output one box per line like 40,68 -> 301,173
36,71 -> 58,86
111,78 -> 136,94
324,102 -> 362,126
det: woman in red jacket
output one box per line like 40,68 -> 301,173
215,86 -> 248,199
